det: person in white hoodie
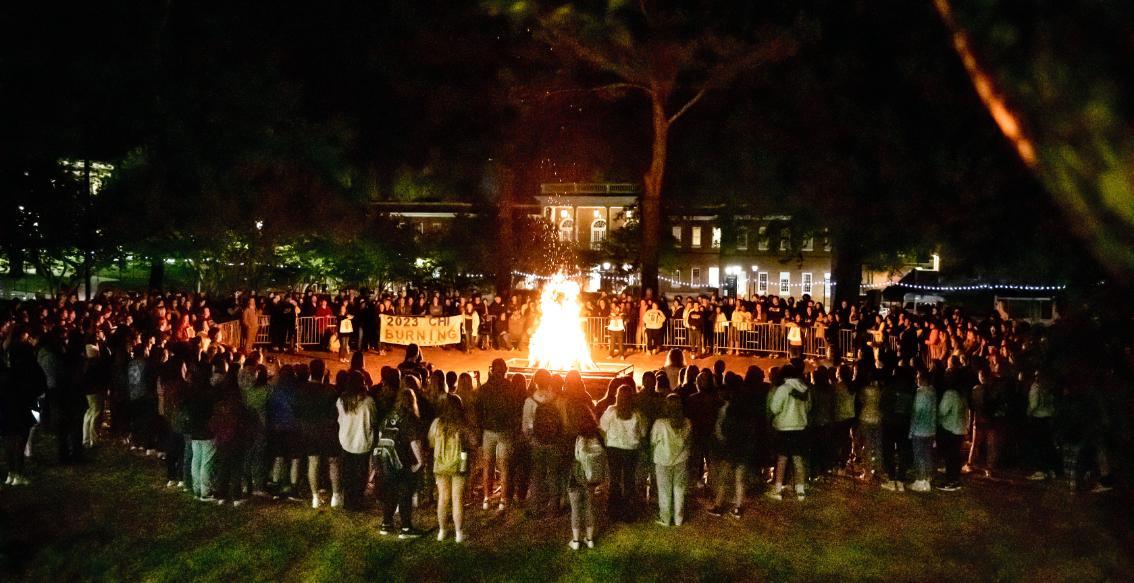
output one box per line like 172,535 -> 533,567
766,362 -> 811,501
652,394 -> 691,526
599,384 -> 646,521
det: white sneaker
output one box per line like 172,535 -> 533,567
4,475 -> 12,485
312,495 -> 321,509
232,499 -> 248,507
1026,471 -> 1047,481
455,531 -> 466,543
897,481 -> 906,492
497,502 -> 507,512
585,539 -> 594,549
568,540 -> 581,551
13,475 -> 29,486
166,480 -> 178,488
911,480 -> 932,492
216,499 -> 228,506
881,481 -> 898,492
437,529 -> 447,542
482,499 -> 491,510
330,493 -> 343,508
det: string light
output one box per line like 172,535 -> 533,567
515,271 -> 1067,294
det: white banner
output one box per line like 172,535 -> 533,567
380,315 -> 462,346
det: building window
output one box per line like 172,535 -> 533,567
709,267 -> 720,287
758,272 -> 769,294
737,228 -> 748,251
802,236 -> 813,251
672,269 -> 682,285
779,228 -> 790,251
691,267 -> 702,286
711,227 -> 721,249
691,226 -> 702,248
672,225 -> 682,246
802,272 -> 813,294
590,219 -> 607,250
757,226 -> 769,251
779,271 -> 790,295
823,230 -> 832,252
558,218 -> 574,242
824,272 -> 831,295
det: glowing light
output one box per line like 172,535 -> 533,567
527,275 -> 594,371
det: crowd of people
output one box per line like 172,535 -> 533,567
0,286 -> 1125,549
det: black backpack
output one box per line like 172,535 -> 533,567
532,400 -> 562,444
375,415 -> 403,474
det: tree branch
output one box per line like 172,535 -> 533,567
668,86 -> 706,124
542,82 -> 651,98
535,18 -> 649,85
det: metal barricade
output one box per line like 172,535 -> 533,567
215,320 -> 242,350
256,315 -> 271,345
297,316 -> 334,347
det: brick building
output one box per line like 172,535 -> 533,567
373,182 -> 835,304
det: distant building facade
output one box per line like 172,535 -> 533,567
372,182 -> 835,304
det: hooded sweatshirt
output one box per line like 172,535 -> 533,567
651,417 -> 691,466
768,377 -> 810,431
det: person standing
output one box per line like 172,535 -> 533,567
909,371 -> 937,492
428,394 -> 473,542
522,369 -> 566,518
607,306 -> 627,359
1026,371 -> 1058,481
185,374 -> 218,501
336,371 -> 377,510
376,386 -> 426,538
240,297 -> 259,354
643,302 -> 666,355
473,359 -> 521,511
652,395 -> 691,526
599,384 -> 645,522
2,338 -> 43,486
937,373 -> 968,491
766,363 -> 810,501
568,410 -> 603,550
684,301 -> 705,358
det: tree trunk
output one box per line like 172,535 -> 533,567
82,159 -> 94,300
640,96 -> 669,295
831,231 -> 863,309
6,246 -> 24,277
148,256 -> 165,291
495,167 -> 516,295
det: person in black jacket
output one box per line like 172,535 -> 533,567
2,335 -> 44,485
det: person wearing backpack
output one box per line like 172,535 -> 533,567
568,408 -> 604,550
376,384 -> 426,538
599,383 -> 645,522
522,369 -> 566,519
652,394 -> 691,526
428,394 -> 472,542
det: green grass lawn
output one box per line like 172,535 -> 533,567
2,442 -> 1131,582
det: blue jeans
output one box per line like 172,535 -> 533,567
911,436 -> 934,482
191,439 -> 217,497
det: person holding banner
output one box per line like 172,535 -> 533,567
337,305 -> 354,363
461,303 -> 479,353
